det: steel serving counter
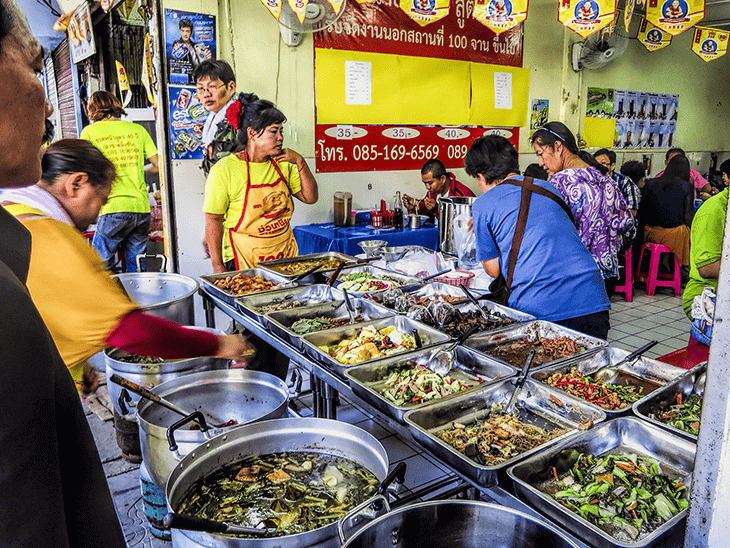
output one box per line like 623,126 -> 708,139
199,287 -> 685,548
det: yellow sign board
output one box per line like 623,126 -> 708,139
691,26 -> 729,61
645,0 -> 705,36
637,18 -> 673,51
558,0 -> 618,38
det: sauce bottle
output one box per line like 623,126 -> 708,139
393,191 -> 404,229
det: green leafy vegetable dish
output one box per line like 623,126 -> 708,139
650,392 -> 703,436
543,451 -> 688,542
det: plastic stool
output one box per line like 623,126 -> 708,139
636,242 -> 682,297
614,249 -> 633,302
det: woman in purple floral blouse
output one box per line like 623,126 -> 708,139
531,122 -> 635,295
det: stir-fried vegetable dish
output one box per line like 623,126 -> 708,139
437,404 -> 566,466
176,451 -> 379,538
650,393 -> 703,435
255,300 -> 314,314
265,257 -> 347,276
290,316 -> 363,335
380,364 -> 476,406
213,274 -> 278,295
485,336 -> 585,367
544,369 -> 644,410
543,451 -> 688,542
317,325 -> 416,364
112,352 -> 163,364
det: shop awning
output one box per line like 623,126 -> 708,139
19,0 -> 66,51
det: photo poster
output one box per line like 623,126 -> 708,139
68,2 -> 96,63
165,10 -> 216,86
168,86 -> 207,160
529,99 -> 549,139
612,89 -> 678,149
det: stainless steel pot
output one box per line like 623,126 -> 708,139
166,418 -> 389,548
113,272 -> 199,324
106,326 -> 229,416
136,369 -> 290,489
437,196 -> 475,255
339,500 -> 580,547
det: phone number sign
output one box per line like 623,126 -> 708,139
314,124 -> 519,173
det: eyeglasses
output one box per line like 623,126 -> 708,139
196,83 -> 225,95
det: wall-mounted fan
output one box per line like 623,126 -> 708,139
278,0 -> 347,47
571,30 -> 629,71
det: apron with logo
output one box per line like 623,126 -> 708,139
228,152 -> 299,269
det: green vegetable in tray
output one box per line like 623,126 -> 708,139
291,317 -> 335,335
650,392 -> 703,435
380,363 -> 475,406
546,451 -> 688,542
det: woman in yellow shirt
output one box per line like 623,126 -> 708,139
203,93 -> 318,271
2,139 -> 253,393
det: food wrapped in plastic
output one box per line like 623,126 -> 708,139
394,293 -> 417,313
382,287 -> 404,307
429,300 -> 456,327
406,304 -> 430,323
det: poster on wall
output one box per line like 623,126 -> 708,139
585,88 -> 613,118
644,0 -> 705,36
68,2 -> 95,63
637,18 -> 673,51
612,89 -> 678,149
164,10 -> 216,85
168,86 -> 207,160
691,26 -> 729,61
529,99 -> 549,138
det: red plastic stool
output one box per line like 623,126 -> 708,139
636,242 -> 681,297
614,249 -> 633,302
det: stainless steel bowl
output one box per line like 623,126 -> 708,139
357,240 -> 386,257
380,246 -> 406,262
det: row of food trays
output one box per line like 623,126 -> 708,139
197,252 -> 704,548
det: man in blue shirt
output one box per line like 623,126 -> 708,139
466,136 -> 610,339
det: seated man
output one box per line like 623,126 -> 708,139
656,147 -> 713,199
594,148 -> 641,216
620,159 -> 646,189
682,159 -> 730,319
403,159 -> 474,219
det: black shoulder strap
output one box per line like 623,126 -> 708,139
500,177 -> 576,227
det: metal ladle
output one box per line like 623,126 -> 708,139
425,324 -> 480,376
164,513 -> 275,536
592,340 -> 658,384
459,283 -> 502,322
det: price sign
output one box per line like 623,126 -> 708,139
314,124 -> 519,172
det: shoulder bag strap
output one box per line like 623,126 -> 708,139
505,180 -> 532,288
500,176 -> 576,227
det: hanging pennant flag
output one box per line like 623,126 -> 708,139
645,0 -> 705,36
691,26 -> 729,61
473,0 -> 528,35
261,0 -> 283,20
400,0 -> 451,26
141,33 -> 156,107
624,0 -> 635,31
115,60 -> 132,108
558,0 -> 617,38
637,18 -> 672,50
288,0 -> 308,24
326,0 -> 345,13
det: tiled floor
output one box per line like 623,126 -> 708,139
92,283 -> 693,546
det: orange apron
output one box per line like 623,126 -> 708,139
228,152 -> 299,269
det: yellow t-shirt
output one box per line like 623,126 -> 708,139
202,154 -> 302,262
14,216 -> 137,368
80,120 -> 157,215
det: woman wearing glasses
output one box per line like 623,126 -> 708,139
80,91 -> 159,272
532,122 -> 635,295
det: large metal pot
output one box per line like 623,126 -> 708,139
437,196 -> 475,255
137,369 -> 290,489
340,500 -> 580,548
113,272 -> 199,324
166,418 -> 389,548
106,326 -> 229,416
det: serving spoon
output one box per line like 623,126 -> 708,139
592,340 -> 658,384
458,283 -> 503,322
425,324 -> 480,376
164,513 -> 276,536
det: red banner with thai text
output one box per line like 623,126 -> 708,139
313,0 -> 523,66
315,124 -> 519,172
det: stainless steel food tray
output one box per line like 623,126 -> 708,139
531,347 -> 687,419
256,251 -> 356,279
199,268 -> 293,306
300,315 -> 451,378
235,284 -> 344,325
508,417 -> 695,548
633,362 -> 706,442
345,345 -> 516,422
403,378 -> 606,487
334,265 -> 423,291
266,298 -> 395,351
464,320 -> 606,370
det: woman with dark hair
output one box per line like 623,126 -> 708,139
1,139 -> 253,397
467,135 -> 610,339
531,121 -> 635,294
637,154 -> 694,276
80,90 -> 159,272
203,93 -> 318,272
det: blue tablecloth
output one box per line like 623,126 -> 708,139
293,221 -> 439,256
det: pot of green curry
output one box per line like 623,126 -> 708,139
165,418 -> 394,548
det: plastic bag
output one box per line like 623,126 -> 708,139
453,212 -> 479,269
690,287 -> 715,345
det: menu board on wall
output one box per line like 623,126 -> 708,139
313,0 -> 524,172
